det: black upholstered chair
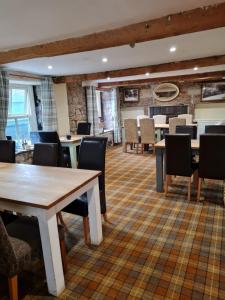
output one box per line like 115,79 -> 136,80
205,125 -> 225,134
165,134 -> 198,201
38,131 -> 70,167
197,134 -> 225,202
62,137 -> 108,243
176,125 -> 197,139
0,215 -> 32,300
77,122 -> 91,135
33,143 -> 58,166
0,140 -> 16,163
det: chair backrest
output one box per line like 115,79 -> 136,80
205,125 -> 225,134
124,119 -> 138,143
169,117 -> 186,134
140,118 -> 155,144
6,136 -> 12,141
176,125 -> 197,139
0,140 -> 16,163
78,137 -> 107,214
0,216 -> 17,276
199,134 -> 225,180
153,115 -> 167,124
178,114 -> 193,125
77,122 -> 91,135
137,115 -> 149,127
165,134 -> 192,176
33,143 -> 59,166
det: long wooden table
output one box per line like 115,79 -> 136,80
155,139 -> 199,192
60,135 -> 85,168
0,163 -> 102,296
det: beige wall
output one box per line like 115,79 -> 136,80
54,83 -> 70,135
194,102 -> 225,121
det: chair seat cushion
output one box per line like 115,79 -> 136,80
63,194 -> 88,217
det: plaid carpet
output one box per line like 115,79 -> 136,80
1,146 -> 225,299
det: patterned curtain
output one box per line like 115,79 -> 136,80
41,77 -> 57,131
0,70 -> 9,140
111,88 -> 121,143
86,86 -> 99,135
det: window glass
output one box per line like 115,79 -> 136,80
9,88 -> 27,115
17,117 -> 30,141
5,119 -> 17,141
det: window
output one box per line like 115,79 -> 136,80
6,85 -> 34,146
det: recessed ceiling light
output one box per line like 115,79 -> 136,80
107,77 -> 110,80
145,72 -> 150,76
193,66 -> 199,71
170,46 -> 176,52
48,65 -> 53,70
102,57 -> 108,63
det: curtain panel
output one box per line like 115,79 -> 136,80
0,70 -> 9,140
111,88 -> 121,143
86,86 -> 99,135
41,77 -> 57,131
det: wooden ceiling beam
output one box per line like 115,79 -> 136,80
1,2 -> 225,64
97,71 -> 225,87
54,54 -> 225,83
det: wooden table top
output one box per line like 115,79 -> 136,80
60,135 -> 86,144
155,139 -> 199,149
0,163 -> 100,209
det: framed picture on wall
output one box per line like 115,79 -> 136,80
124,88 -> 139,102
202,82 -> 225,102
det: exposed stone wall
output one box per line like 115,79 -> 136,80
67,82 -> 87,133
119,82 -> 202,115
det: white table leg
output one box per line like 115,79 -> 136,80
38,214 -> 65,296
68,144 -> 77,168
87,181 -> 103,245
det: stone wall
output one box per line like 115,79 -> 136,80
119,82 -> 202,115
67,82 -> 87,133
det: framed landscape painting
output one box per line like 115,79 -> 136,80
202,82 -> 225,102
124,88 -> 139,102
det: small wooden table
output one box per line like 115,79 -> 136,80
60,135 -> 85,168
155,139 -> 199,192
0,163 -> 102,296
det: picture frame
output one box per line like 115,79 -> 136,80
124,88 -> 139,102
202,82 -> 225,102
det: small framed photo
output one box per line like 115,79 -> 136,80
202,82 -> 225,102
124,88 -> 139,102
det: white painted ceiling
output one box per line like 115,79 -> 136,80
1,0 -> 225,80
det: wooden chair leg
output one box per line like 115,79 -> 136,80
152,144 -> 155,155
57,212 -> 66,227
103,213 -> 112,224
83,217 -> 89,244
59,239 -> 67,274
136,143 -> 138,154
193,170 -> 199,188
188,177 -> 192,201
141,144 -> 144,154
165,175 -> 169,196
197,178 -> 202,201
8,275 -> 18,300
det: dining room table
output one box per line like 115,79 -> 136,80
60,135 -> 86,168
0,163 -> 103,296
155,138 -> 200,192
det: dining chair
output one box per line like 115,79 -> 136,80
0,215 -> 32,300
176,125 -> 197,139
33,143 -> 58,166
169,117 -> 186,134
77,122 -> 91,135
124,119 -> 140,153
0,140 -> 16,163
165,134 -> 198,201
197,134 -> 225,203
38,131 -> 70,167
62,137 -> 108,244
139,118 -> 155,154
178,114 -> 193,125
153,114 -> 167,124
205,125 -> 225,134
137,115 -> 149,127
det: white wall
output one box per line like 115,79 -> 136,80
194,102 -> 225,121
54,83 -> 70,136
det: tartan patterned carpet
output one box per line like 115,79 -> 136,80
1,146 -> 225,299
